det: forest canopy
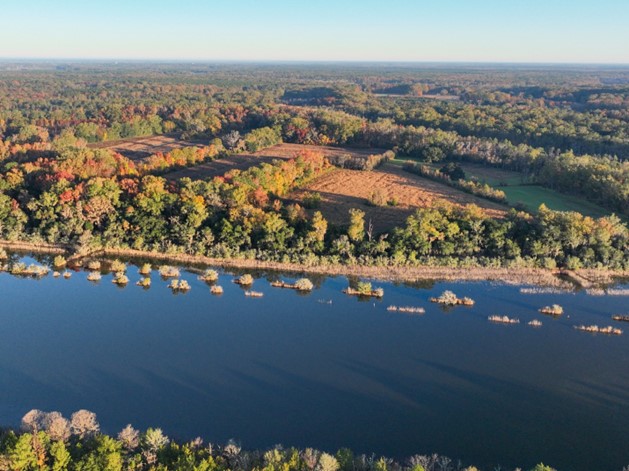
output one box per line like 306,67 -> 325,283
0,63 -> 627,270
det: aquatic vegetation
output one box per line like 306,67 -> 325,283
585,288 -> 605,296
606,288 -> 629,296
10,263 -> 50,278
87,271 -> 102,282
387,305 -> 425,314
430,290 -> 474,306
63,271 -> 72,279
539,304 -> 564,316
110,260 -> 127,273
343,281 -> 384,298
235,274 -> 254,286
53,271 -> 61,277
210,285 -> 224,295
574,324 -> 623,335
159,265 -> 180,278
488,315 -> 520,324
168,279 -> 191,292
519,287 -> 566,295
87,260 -> 101,270
612,315 -> 629,322
245,290 -> 264,297
53,255 -> 67,268
271,278 -> 314,291
199,269 -> 219,283
136,277 -> 151,288
139,263 -> 152,275
294,278 -> 314,291
112,273 -> 129,285
528,319 -> 543,327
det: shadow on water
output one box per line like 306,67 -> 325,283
0,254 -> 628,470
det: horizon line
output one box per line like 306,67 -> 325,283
1,57 -> 629,67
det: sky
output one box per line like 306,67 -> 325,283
1,0 -> 628,63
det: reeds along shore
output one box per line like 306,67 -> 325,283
5,240 -> 626,287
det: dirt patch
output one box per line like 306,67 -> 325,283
290,163 -> 509,232
89,135 -> 203,162
162,143 -> 386,181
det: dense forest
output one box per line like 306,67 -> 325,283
0,62 -> 627,269
0,409 -> 560,471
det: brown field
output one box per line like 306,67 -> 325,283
163,143 -> 386,181
291,163 -> 508,232
89,135 -> 202,161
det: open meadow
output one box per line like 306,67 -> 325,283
291,163 -> 508,232
457,163 -> 612,218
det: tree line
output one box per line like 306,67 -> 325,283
0,408 -> 563,471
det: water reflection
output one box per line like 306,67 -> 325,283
0,254 -> 627,471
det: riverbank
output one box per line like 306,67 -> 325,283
1,239 -> 627,287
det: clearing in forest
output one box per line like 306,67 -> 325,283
89,135 -> 202,162
457,163 -> 611,218
162,143 -> 386,181
290,163 -> 508,233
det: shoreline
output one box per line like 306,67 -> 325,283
1,240 -> 627,287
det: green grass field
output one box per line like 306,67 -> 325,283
498,185 -> 610,217
391,159 -> 612,218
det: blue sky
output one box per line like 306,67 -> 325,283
1,0 -> 628,63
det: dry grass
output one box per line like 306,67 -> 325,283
290,163 -> 508,232
163,143 -> 385,181
89,135 -> 201,162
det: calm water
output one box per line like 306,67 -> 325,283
1,256 -> 628,471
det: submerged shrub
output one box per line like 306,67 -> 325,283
236,274 -> 254,285
139,263 -> 152,275
110,260 -> 126,273
112,273 -> 129,285
159,265 -> 180,278
53,255 -> 66,267
294,278 -> 314,291
356,281 -> 372,295
87,260 -> 101,270
200,269 -> 219,282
